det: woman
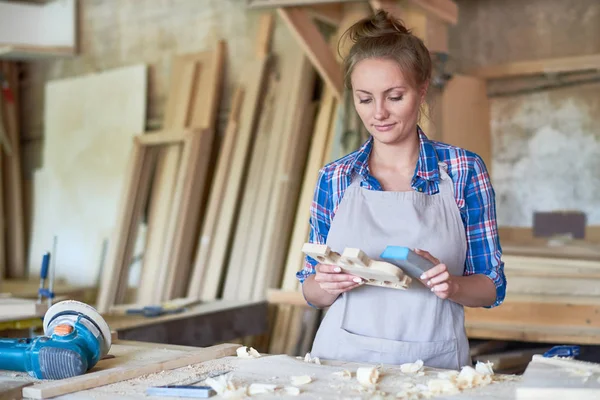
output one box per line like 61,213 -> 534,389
297,10 -> 506,370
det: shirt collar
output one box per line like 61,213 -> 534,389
348,126 -> 440,182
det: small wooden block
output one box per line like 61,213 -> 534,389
302,243 -> 411,290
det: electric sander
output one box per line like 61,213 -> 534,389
0,300 -> 112,380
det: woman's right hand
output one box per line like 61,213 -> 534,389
314,263 -> 364,296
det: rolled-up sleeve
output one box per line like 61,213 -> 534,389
296,168 -> 332,284
463,155 -> 507,308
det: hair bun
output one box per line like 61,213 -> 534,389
347,10 -> 411,43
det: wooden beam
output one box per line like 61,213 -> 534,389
248,0 -> 364,7
406,0 -> 458,25
307,3 -> 343,26
277,7 -> 344,99
134,130 -> 189,146
469,54 -> 600,80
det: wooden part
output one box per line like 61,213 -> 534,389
134,130 -> 189,146
302,243 -> 412,289
30,64 -> 146,297
256,13 -> 275,57
0,298 -> 47,322
440,74 -> 491,172
0,0 -> 76,60
197,55 -> 270,302
469,54 -> 600,80
406,0 -> 458,25
281,87 -> 336,292
268,288 -> 310,307
516,355 -> 600,399
162,129 -> 215,300
251,60 -> 317,302
277,7 -> 344,99
499,226 -> 600,246
21,343 -> 238,399
222,72 -> 278,301
307,3 -> 343,26
0,62 -> 25,279
137,59 -> 200,305
248,0 -> 365,7
96,142 -> 156,313
187,89 -> 244,300
473,348 -> 549,372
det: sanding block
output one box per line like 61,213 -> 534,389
380,246 -> 436,280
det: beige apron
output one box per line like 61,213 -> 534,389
309,162 -> 471,369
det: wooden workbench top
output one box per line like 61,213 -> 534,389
0,340 -> 524,399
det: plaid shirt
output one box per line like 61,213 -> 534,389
298,128 -> 506,308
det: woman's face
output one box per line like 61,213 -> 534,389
350,57 -> 426,146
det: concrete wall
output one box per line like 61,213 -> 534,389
449,0 -> 600,227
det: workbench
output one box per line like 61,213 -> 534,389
0,339 -> 527,399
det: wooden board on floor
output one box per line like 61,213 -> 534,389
21,342 -> 238,399
28,64 -> 147,289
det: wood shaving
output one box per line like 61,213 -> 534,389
281,386 -> 301,396
456,366 -> 492,390
427,379 -> 460,396
475,361 -> 495,376
332,369 -> 352,379
356,366 -> 380,386
205,375 -> 247,399
236,346 -> 261,359
248,383 -> 277,395
290,375 -> 312,385
400,360 -> 424,374
303,353 -> 321,365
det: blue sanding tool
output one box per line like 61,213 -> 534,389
380,246 -> 437,279
0,300 -> 112,379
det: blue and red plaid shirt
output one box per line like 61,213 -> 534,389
297,128 -> 506,308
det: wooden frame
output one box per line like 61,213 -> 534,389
96,131 -> 194,313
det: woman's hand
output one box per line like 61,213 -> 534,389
414,249 -> 458,300
314,263 -> 364,296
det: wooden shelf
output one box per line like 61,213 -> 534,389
469,54 -> 600,79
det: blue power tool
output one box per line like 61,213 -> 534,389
0,300 -> 112,379
380,246 -> 437,280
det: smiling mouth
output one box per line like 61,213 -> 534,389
373,123 -> 396,131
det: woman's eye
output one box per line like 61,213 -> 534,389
359,98 -> 372,104
389,96 -> 403,101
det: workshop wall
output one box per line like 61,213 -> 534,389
449,0 -> 600,227
19,0 -> 296,285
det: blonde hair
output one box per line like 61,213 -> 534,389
340,10 -> 432,91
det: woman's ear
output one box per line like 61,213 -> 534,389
420,80 -> 430,104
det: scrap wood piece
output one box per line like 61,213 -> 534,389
277,7 -> 343,100
0,297 -> 48,322
187,88 -> 244,300
21,343 -> 238,399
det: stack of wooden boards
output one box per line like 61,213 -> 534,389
95,12 -> 345,319
0,62 -> 26,286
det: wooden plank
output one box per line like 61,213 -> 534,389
441,74 -> 492,172
134,130 -> 188,146
277,7 -> 343,100
466,321 -> 600,345
136,58 -> 200,305
256,13 -> 275,57
406,0 -> 458,25
248,0 -> 365,7
187,89 -> 244,300
198,56 -> 271,302
252,59 -> 317,302
0,379 -> 32,400
96,142 -> 156,312
268,288 -> 309,307
307,3 -> 343,26
469,53 -> 600,80
0,62 -> 24,279
21,343 -> 238,399
29,64 -> 146,296
222,72 -> 278,301
0,297 -> 47,322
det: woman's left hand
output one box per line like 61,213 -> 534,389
414,249 -> 458,300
